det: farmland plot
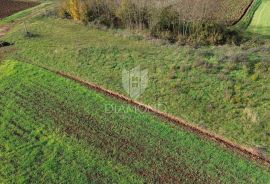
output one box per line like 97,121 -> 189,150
0,0 -> 38,19
248,0 -> 270,35
0,60 -> 269,183
88,0 -> 252,25
4,17 -> 270,156
164,0 -> 253,24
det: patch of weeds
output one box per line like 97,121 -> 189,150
255,62 -> 270,73
251,73 -> 259,81
223,63 -> 238,74
223,80 -> 237,102
224,88 -> 234,102
168,69 -> 177,79
128,35 -> 144,41
179,64 -> 192,72
206,103 -> 216,112
220,52 -> 249,64
247,46 -> 270,53
218,73 -> 229,81
241,38 -> 265,50
242,63 -> 255,75
198,50 -> 215,58
194,59 -> 214,72
176,35 -> 188,46
194,59 -> 207,67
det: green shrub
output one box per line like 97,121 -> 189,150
150,6 -> 194,42
83,0 -> 117,26
251,73 -> 259,81
116,0 -> 150,29
70,0 -> 81,21
58,0 -> 71,18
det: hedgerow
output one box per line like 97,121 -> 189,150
58,0 -> 244,45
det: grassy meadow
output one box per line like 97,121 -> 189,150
248,0 -> 270,35
0,60 -> 269,183
2,16 -> 270,156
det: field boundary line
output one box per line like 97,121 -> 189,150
232,0 -> 255,25
25,62 -> 270,167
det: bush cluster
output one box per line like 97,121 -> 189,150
58,0 -> 243,45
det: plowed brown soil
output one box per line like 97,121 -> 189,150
0,0 -> 38,19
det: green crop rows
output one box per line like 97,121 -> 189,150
0,60 -> 269,183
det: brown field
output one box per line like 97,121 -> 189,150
0,0 -> 38,19
149,0 -> 253,24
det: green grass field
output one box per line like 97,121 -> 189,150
248,0 -> 270,35
0,60 -> 269,183
3,17 -> 270,156
1,1 -> 270,182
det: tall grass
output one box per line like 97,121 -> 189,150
58,0 -> 243,45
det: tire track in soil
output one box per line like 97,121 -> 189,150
20,61 -> 270,167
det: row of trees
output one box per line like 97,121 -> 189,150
58,0 -> 242,45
